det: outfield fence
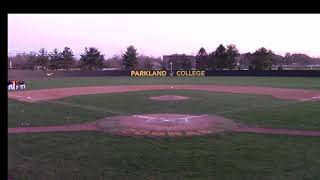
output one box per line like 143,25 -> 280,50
8,69 -> 320,80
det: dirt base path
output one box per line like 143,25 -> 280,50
233,127 -> 320,136
8,122 -> 320,137
8,122 -> 98,134
8,85 -> 320,102
8,113 -> 320,137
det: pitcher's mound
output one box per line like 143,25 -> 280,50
97,113 -> 239,136
149,95 -> 190,101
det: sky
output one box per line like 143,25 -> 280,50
8,14 -> 320,58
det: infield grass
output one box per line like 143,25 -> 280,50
8,90 -> 320,130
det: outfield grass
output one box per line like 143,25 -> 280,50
8,90 -> 320,130
8,132 -> 320,180
24,76 -> 320,90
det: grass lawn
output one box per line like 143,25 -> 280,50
8,132 -> 320,180
8,78 -> 320,180
24,76 -> 320,90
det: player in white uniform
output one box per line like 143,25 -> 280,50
12,80 -> 16,90
8,80 -> 13,91
18,80 -> 26,90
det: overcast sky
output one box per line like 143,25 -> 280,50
8,14 -> 320,58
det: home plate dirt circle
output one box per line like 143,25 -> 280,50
97,113 -> 239,136
149,95 -> 190,101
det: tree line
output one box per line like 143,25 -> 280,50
195,44 -> 240,70
8,46 -> 160,70
8,45 -> 320,71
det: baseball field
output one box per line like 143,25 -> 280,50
8,76 -> 320,180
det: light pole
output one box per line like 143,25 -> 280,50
169,61 -> 174,76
